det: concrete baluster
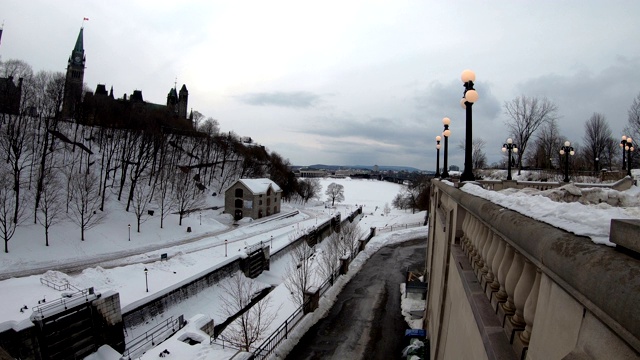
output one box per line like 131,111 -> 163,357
502,250 -> 525,315
466,216 -> 479,262
482,233 -> 499,288
461,214 -> 471,253
471,224 -> 484,271
520,269 -> 542,345
473,225 -> 488,276
479,227 -> 493,277
510,258 -> 536,328
489,237 -> 506,294
495,243 -> 514,304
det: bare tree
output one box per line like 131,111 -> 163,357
131,174 -> 153,233
383,202 -> 391,216
457,138 -> 488,170
336,221 -> 364,260
200,117 -> 220,136
68,171 -> 105,241
36,171 -> 64,246
317,231 -> 341,281
154,166 -> 177,229
582,113 -> 613,172
297,178 -> 321,204
284,241 -> 315,306
172,171 -> 205,226
529,119 -> 564,169
32,71 -> 65,223
504,96 -> 559,174
325,182 -> 345,206
0,171 -> 25,253
217,272 -> 279,352
628,92 -> 640,141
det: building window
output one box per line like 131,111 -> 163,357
267,198 -> 271,206
259,200 -> 262,205
235,188 -> 243,197
273,206 -> 277,213
235,199 -> 243,208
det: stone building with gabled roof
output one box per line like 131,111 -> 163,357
224,178 -> 282,220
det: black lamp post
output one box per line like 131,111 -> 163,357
620,135 -> 629,171
460,70 -> 479,182
560,140 -> 575,182
225,239 -> 228,257
501,138 -> 518,180
441,117 -> 451,178
595,157 -> 599,176
620,135 -> 634,177
144,267 -> 149,292
435,135 -> 442,178
128,224 -> 131,241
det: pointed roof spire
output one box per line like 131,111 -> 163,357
74,27 -> 84,53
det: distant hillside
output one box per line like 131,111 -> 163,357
295,164 -> 424,173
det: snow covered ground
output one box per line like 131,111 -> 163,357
0,177 -> 426,359
2,174 -> 638,360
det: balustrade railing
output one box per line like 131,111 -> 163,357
429,179 -> 640,359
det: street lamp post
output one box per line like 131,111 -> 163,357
560,140 -> 575,182
270,235 -> 273,249
460,69 -> 479,182
501,138 -> 518,180
595,157 -> 599,176
620,136 -> 629,170
199,211 -> 202,225
441,117 -> 451,178
144,268 -> 148,292
128,224 -> 131,241
620,136 -> 635,177
435,136 -> 442,178
225,239 -> 228,257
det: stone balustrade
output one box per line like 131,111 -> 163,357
476,176 -> 633,191
426,180 -> 640,360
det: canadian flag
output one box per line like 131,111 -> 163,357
83,17 -> 89,21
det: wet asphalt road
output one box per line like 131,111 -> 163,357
285,237 -> 427,360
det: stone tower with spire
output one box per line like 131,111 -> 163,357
166,83 -> 189,119
62,27 -> 86,119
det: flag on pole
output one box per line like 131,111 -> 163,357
83,17 -> 89,21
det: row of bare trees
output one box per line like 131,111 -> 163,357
483,93 -> 640,174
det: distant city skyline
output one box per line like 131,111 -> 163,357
1,1 -> 640,170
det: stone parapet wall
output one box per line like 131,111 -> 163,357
426,180 -> 640,360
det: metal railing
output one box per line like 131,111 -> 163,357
376,222 -> 423,233
31,287 -> 96,320
121,315 -> 184,360
40,277 -> 81,292
250,267 -> 341,360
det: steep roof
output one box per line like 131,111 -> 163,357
237,178 -> 282,195
74,27 -> 84,53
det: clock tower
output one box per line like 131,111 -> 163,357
62,27 -> 86,119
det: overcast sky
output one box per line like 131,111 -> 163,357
2,1 -> 640,170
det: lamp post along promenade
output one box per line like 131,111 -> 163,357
460,69 -> 479,181
435,136 -> 442,178
501,138 -> 518,181
441,117 -> 451,178
560,140 -> 575,183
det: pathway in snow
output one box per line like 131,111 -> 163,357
0,210 -> 302,280
284,237 -> 426,360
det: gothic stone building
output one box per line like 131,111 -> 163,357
225,179 -> 282,220
62,26 -> 193,130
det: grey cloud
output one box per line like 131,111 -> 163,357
235,91 -> 322,108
